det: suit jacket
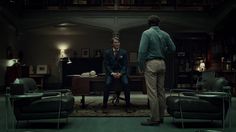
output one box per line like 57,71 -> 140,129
103,48 -> 128,76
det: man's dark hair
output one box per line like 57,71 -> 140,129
111,36 -> 120,43
148,15 -> 160,26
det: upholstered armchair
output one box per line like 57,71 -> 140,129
166,77 -> 231,128
9,78 -> 75,128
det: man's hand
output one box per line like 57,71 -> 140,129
138,67 -> 144,74
111,72 -> 122,79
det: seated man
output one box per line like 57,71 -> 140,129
102,36 -> 131,113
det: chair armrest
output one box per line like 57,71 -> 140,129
43,89 -> 72,97
42,91 -> 61,97
170,89 -> 196,93
196,92 -> 229,97
170,89 -> 196,96
223,86 -> 231,93
11,93 -> 44,99
196,92 -> 230,103
45,89 -> 71,93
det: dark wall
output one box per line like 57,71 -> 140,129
18,24 -> 113,83
0,15 -> 18,87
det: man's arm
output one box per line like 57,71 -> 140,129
138,32 -> 149,72
103,50 -> 113,75
120,50 -> 128,75
165,34 -> 176,53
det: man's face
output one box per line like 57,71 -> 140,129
112,39 -> 120,50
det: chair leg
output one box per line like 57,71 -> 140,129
15,121 -> 19,129
57,118 -> 60,129
57,93 -> 62,129
66,118 -> 69,124
179,95 -> 184,128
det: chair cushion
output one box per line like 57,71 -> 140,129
20,96 -> 74,113
166,96 -> 221,113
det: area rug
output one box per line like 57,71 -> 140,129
70,98 -> 169,117
71,103 -> 150,117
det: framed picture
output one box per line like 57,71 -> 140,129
129,52 -> 138,62
81,48 -> 90,58
36,65 -> 48,74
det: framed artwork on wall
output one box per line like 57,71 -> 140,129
36,65 -> 48,74
81,48 -> 90,58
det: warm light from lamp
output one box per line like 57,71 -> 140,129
60,49 -> 66,58
197,60 -> 205,72
6,59 -> 19,66
58,43 -> 68,50
67,58 -> 72,64
57,43 -> 69,59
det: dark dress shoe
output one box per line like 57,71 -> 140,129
147,118 -> 164,123
141,120 -> 161,126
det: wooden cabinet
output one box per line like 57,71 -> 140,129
29,74 -> 50,88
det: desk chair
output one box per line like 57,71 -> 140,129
109,80 -> 126,105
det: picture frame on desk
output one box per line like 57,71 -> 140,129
81,48 -> 90,58
36,65 -> 48,74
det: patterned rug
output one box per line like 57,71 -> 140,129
70,96 -> 169,117
70,103 -> 150,117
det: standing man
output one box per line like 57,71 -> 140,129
102,36 -> 132,113
138,15 -> 176,126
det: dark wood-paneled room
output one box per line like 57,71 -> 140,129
1,0 -> 236,131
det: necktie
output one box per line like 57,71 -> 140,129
114,50 -> 119,59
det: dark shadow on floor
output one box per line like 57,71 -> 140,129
15,121 -> 69,129
171,120 -> 223,129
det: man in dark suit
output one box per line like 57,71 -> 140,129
102,36 -> 131,113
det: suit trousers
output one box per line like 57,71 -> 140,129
144,59 -> 166,121
103,75 -> 130,108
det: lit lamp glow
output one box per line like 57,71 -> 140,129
6,59 -> 19,67
57,43 -> 72,64
57,43 -> 69,59
197,60 -> 205,72
60,49 -> 66,59
67,57 -> 72,64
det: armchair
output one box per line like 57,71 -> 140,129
9,78 -> 75,128
166,77 -> 231,128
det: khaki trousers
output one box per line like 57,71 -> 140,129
144,59 -> 166,121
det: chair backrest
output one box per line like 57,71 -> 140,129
211,77 -> 228,91
14,78 -> 38,93
9,83 -> 25,95
196,71 -> 216,89
201,71 -> 215,81
202,77 -> 228,92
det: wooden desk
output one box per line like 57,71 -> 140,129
71,75 -> 146,108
